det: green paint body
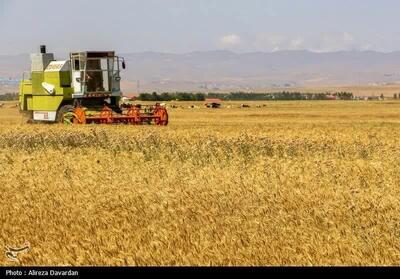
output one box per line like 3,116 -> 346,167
20,70 -> 73,112
19,50 -> 122,122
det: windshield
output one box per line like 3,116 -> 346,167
71,55 -> 121,94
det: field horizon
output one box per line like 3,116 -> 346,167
3,84 -> 400,98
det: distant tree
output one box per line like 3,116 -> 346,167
136,91 -> 348,101
195,93 -> 205,101
0,93 -> 18,101
336,92 -> 353,100
152,92 -> 159,101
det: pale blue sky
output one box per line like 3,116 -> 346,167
1,0 -> 399,55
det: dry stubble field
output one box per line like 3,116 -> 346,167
0,100 -> 400,266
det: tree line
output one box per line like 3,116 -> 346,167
0,91 -> 355,102
0,93 -> 18,101
137,91 -> 354,101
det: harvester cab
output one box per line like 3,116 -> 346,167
70,51 -> 122,98
19,46 -> 168,125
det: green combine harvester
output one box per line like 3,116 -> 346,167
19,45 -> 168,125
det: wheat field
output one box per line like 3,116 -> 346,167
0,100 -> 399,266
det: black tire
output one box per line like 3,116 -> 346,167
56,105 -> 75,124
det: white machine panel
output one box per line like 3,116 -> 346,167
45,60 -> 70,72
31,53 -> 54,72
33,111 -> 57,122
72,71 -> 82,94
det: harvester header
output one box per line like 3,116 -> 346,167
19,46 -> 168,125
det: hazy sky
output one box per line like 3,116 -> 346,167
1,0 -> 400,55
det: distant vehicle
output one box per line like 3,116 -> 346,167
205,98 -> 222,108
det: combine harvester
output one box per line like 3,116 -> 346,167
19,46 -> 168,125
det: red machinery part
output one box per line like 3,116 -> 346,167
73,104 -> 169,125
73,107 -> 87,124
126,107 -> 141,124
154,106 -> 169,126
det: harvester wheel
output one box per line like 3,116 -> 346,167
73,107 -> 87,124
57,105 -> 75,124
57,105 -> 87,124
154,107 -> 169,126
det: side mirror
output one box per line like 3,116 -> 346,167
122,61 -> 126,69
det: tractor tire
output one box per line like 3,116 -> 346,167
57,105 -> 75,124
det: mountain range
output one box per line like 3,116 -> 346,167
1,50 -> 400,92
